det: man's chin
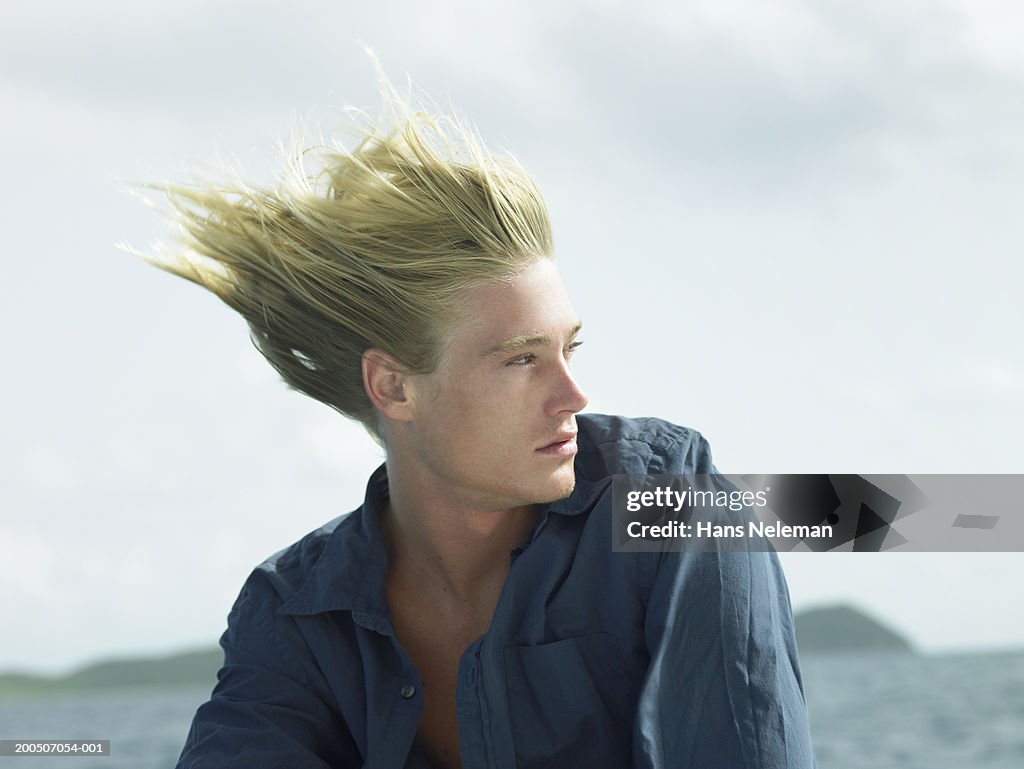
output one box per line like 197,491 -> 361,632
536,467 -> 577,504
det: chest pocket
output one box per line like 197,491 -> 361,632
504,632 -> 636,769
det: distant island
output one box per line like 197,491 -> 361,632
0,648 -> 223,698
794,604 -> 914,654
0,603 -> 912,697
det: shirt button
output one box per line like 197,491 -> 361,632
400,684 -> 416,699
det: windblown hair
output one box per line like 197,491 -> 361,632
145,96 -> 553,441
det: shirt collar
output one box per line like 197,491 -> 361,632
277,463 -> 393,625
277,420 -> 619,621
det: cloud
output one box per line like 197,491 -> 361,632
0,0 -> 355,116
535,0 -> 1017,192
4,0 -> 1021,199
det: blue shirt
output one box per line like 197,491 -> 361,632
177,414 -> 818,768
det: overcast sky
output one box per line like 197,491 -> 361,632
1,0 -> 1022,674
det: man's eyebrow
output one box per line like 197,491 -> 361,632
485,320 -> 583,356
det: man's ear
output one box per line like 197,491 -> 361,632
361,349 -> 415,423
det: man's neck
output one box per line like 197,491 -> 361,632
380,460 -> 539,605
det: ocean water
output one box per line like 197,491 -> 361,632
800,650 -> 1024,769
1,651 -> 1021,768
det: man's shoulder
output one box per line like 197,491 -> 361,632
256,512 -> 353,574
240,509 -> 365,611
575,413 -> 715,476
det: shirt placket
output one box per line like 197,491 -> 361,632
455,638 -> 488,769
352,612 -> 426,769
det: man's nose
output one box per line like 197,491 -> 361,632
551,363 -> 589,415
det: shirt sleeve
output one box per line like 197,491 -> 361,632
631,435 -> 818,769
632,547 -> 818,769
175,573 -> 361,769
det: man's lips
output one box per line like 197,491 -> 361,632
536,433 -> 578,456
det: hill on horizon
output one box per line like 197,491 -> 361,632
0,647 -> 223,697
793,604 -> 915,654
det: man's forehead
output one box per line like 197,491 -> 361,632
483,320 -> 584,356
440,259 -> 581,353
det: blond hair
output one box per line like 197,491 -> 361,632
144,92 -> 553,441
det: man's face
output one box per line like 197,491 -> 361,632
405,258 -> 588,511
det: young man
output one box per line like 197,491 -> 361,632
150,97 -> 817,769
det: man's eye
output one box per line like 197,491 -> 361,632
566,340 -> 584,356
507,353 -> 536,366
